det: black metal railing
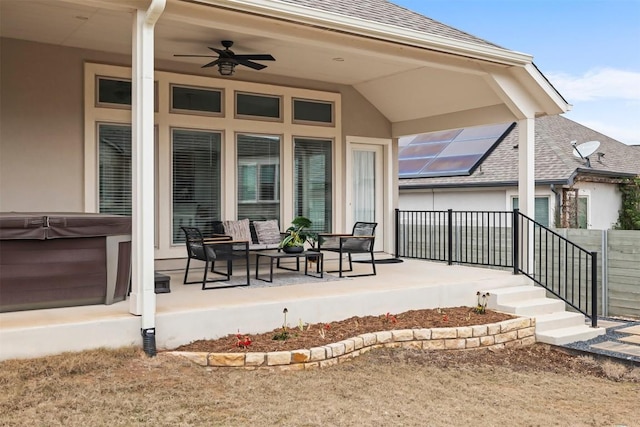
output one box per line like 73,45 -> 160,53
395,209 -> 598,326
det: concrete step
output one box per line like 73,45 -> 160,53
536,325 -> 606,345
493,297 -> 565,316
485,286 -> 546,305
534,311 -> 587,332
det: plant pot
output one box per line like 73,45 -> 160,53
282,245 -> 304,254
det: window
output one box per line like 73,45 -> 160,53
294,138 -> 332,232
171,85 -> 223,115
237,134 -> 280,221
97,77 -> 131,106
99,123 -> 132,215
293,99 -> 333,125
235,92 -> 281,120
172,129 -> 222,243
512,196 -> 550,227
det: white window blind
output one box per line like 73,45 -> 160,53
294,138 -> 332,232
99,123 -> 132,215
237,134 -> 280,222
172,129 -> 221,243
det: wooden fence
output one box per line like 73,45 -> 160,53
555,229 -> 639,318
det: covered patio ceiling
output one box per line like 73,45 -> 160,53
0,0 -> 568,136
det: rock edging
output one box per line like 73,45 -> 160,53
168,317 -> 536,370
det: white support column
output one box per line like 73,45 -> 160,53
129,0 -> 165,328
518,117 -> 535,273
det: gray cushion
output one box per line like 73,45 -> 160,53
222,219 -> 251,242
253,220 -> 281,245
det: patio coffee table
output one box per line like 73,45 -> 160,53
255,251 -> 323,283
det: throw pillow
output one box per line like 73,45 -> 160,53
253,220 -> 282,245
222,218 -> 252,242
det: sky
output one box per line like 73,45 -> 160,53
393,0 -> 640,145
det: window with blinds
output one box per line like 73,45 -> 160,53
237,134 -> 280,222
172,129 -> 222,243
99,123 -> 132,215
512,196 -> 550,227
294,138 -> 332,232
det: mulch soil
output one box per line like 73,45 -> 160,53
171,306 -> 516,353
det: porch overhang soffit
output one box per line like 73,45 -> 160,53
175,0 -> 570,137
1,0 -> 570,136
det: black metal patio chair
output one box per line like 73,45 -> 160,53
181,226 -> 250,289
317,222 -> 377,278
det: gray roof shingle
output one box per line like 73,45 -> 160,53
400,115 -> 640,188
278,0 -> 501,48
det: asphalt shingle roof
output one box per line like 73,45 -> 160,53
400,115 -> 640,188
278,0 -> 501,48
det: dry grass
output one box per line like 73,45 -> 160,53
1,345 -> 639,427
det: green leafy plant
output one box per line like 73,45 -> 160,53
279,216 -> 317,248
615,176 -> 640,230
273,307 -> 290,341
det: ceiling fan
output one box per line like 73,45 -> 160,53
174,40 -> 275,76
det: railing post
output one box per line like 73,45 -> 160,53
395,209 -> 400,259
591,251 -> 598,328
512,209 -> 519,275
447,209 -> 453,265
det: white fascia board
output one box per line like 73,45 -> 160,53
522,63 -> 571,114
190,0 -> 534,66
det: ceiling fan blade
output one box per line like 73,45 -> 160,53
208,47 -> 226,55
236,59 -> 267,70
202,59 -> 220,68
234,54 -> 275,61
174,54 -> 217,58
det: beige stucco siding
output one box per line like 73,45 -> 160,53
0,37 -> 391,214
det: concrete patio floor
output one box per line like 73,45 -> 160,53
0,256 -> 525,361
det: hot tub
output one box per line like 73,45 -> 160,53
0,213 -> 131,312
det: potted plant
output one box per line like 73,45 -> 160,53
279,216 -> 317,253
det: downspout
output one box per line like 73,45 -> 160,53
131,0 -> 166,357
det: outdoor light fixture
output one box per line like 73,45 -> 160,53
217,60 -> 236,76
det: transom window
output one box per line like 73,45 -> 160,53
97,77 -> 132,107
293,98 -> 334,125
235,92 -> 281,120
170,84 -> 223,115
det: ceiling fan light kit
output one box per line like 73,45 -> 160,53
174,40 -> 275,76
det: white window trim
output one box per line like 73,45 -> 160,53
85,62 -> 341,259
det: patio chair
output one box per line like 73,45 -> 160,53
317,222 -> 377,278
181,226 -> 250,289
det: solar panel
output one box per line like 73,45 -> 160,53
398,122 -> 514,178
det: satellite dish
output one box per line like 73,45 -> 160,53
572,140 -> 600,167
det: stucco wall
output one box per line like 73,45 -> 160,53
574,181 -> 621,229
399,188 -> 507,212
0,38 -> 391,213
400,183 -> 623,230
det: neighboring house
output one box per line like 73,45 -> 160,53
399,115 -> 640,229
0,0 -> 568,338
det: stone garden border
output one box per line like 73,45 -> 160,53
168,317 -> 536,371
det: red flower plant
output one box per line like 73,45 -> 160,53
324,323 -> 331,330
235,333 -> 252,349
442,314 -> 449,322
384,312 -> 398,323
